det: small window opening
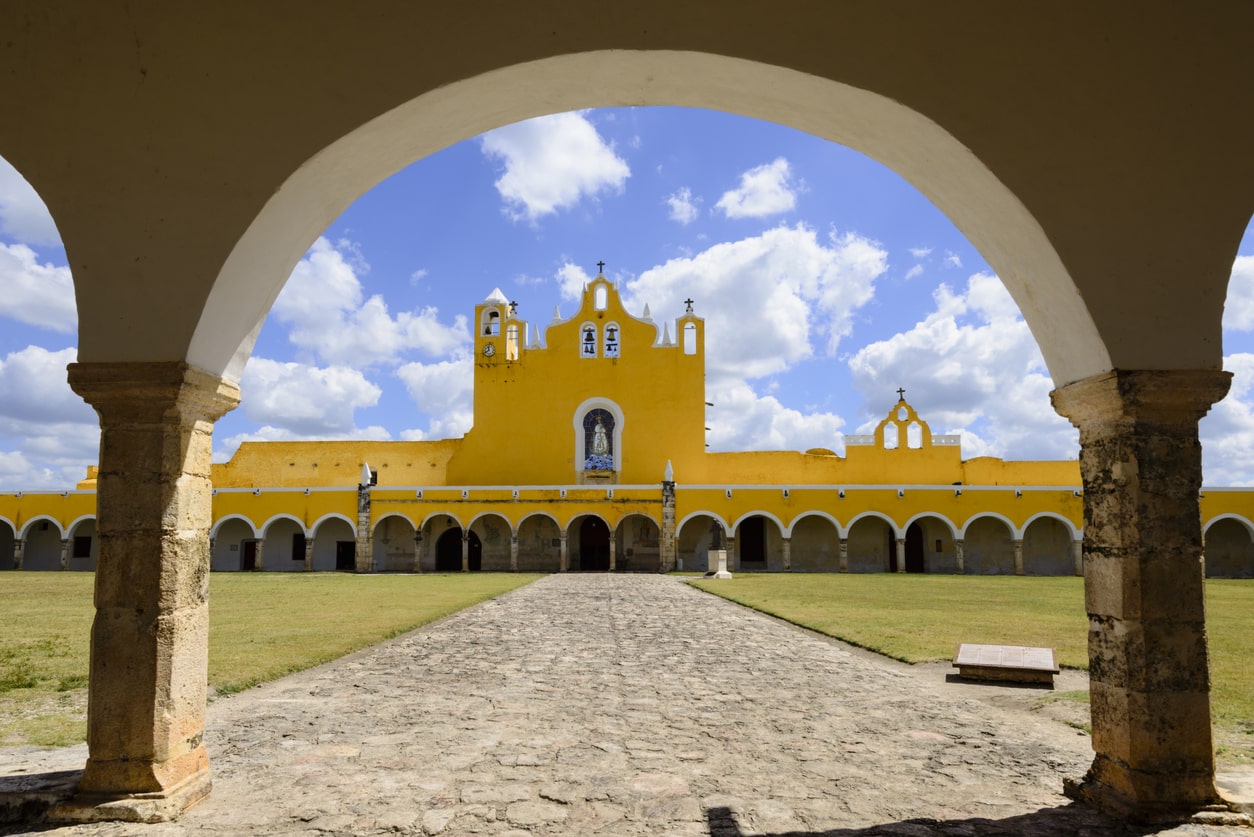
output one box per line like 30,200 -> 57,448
582,325 -> 597,357
483,308 -> 501,336
506,324 -> 520,360
883,423 -> 899,449
72,535 -> 92,559
604,324 -> 619,358
683,322 -> 697,355
906,421 -> 923,449
594,285 -> 608,310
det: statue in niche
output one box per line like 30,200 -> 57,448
583,409 -> 615,470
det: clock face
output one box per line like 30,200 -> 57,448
482,342 -> 496,357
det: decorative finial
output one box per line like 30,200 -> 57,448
552,305 -> 561,322
596,260 -> 606,274
684,297 -> 694,314
642,302 -> 652,321
360,462 -> 372,488
664,460 -> 674,482
897,387 -> 906,402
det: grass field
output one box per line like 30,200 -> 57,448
0,572 -> 539,747
690,573 -> 1254,764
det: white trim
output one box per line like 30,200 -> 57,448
1020,511 -> 1081,541
958,512 -> 1018,539
210,514 -> 259,539
783,510 -> 841,537
841,511 -> 899,539
902,511 -> 959,540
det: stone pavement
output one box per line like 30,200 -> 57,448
2,574 -> 1250,836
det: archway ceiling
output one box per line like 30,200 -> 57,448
1,4 -> 1251,387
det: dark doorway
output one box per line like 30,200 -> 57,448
886,528 -> 898,573
242,540 -> 257,571
436,528 -> 482,572
905,522 -> 925,573
335,540 -> 356,571
579,518 -> 610,570
739,517 -> 766,565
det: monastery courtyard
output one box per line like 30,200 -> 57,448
3,575 -> 1250,836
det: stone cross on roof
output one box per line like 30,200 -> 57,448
897,387 -> 906,401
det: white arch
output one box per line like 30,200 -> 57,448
259,513 -> 307,537
310,513 -> 357,538
517,510 -> 561,531
784,510 -> 841,538
19,515 -> 67,540
902,512 -> 958,540
1021,511 -> 1081,541
958,512 -> 1018,540
372,512 -> 417,534
572,397 -> 625,473
190,50 -> 1102,387
0,515 -> 16,535
65,514 -> 98,536
210,514 -> 258,539
562,511 -> 610,533
676,510 -> 731,535
731,510 -> 786,536
467,510 -> 513,532
1203,513 -> 1254,541
418,510 -> 464,531
841,511 -> 899,539
613,511 -> 660,534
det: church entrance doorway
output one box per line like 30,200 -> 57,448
904,522 -> 925,573
242,540 -> 258,571
579,518 -> 610,571
436,528 -> 481,572
739,517 -> 766,566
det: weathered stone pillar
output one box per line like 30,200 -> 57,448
838,537 -> 848,573
1071,538 -> 1084,577
1052,369 -> 1229,822
253,540 -> 265,571
1012,538 -> 1024,576
354,484 -> 371,573
461,532 -> 470,573
509,532 -> 518,573
781,536 -> 792,571
413,531 -> 424,573
59,538 -> 71,570
12,537 -> 23,570
954,538 -> 965,574
559,533 -> 569,572
660,479 -> 676,572
60,361 -> 239,822
303,537 -> 314,572
895,537 -> 906,573
725,535 -> 736,572
608,535 -> 616,572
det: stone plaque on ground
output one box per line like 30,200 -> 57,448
953,643 -> 1059,686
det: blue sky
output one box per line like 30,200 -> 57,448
2,107 -> 1253,489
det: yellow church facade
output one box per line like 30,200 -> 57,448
3,274 -> 1253,579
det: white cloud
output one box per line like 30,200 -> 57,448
395,357 -> 475,440
0,157 -> 60,246
1222,255 -> 1254,332
944,251 -> 963,269
0,243 -> 77,332
847,273 -> 1078,461
715,158 -> 798,219
666,187 -> 700,224
1201,352 -> 1254,485
0,345 -> 100,489
904,264 -> 924,280
706,379 -> 844,453
480,112 -> 630,223
555,262 -> 592,302
409,268 -> 428,286
237,356 -> 383,437
908,246 -> 933,259
623,225 -> 887,384
273,237 -> 469,366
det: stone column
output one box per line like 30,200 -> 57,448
781,536 -> 792,571
1071,538 -> 1084,576
725,535 -> 736,572
60,538 -> 71,570
954,538 -> 965,575
413,531 -> 424,573
253,540 -> 265,571
1052,369 -> 1229,822
608,535 -> 616,572
1012,538 -> 1024,576
461,532 -> 470,573
354,485 -> 371,573
660,480 -> 676,573
12,537 -> 23,570
838,537 -> 848,573
303,537 -> 314,572
60,361 -> 239,821
559,533 -> 569,572
895,537 -> 906,573
509,533 -> 518,573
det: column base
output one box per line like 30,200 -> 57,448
47,766 -> 211,824
1063,756 -> 1244,825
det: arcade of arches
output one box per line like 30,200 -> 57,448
1,3 -> 1252,826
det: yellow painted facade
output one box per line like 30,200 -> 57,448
2,275 -> 1252,576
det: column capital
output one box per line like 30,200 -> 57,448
1051,369 -> 1230,438
68,361 -> 240,423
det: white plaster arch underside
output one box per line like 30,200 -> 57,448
840,511 -> 899,539
1021,511 -> 1081,541
784,511 -> 841,537
259,513 -> 308,537
732,510 -> 786,535
19,516 -> 66,540
1204,513 -> 1254,541
959,512 -> 1017,540
675,511 -> 730,535
210,515 -> 259,540
311,513 -> 357,538
192,51 -> 1108,386
902,512 -> 958,540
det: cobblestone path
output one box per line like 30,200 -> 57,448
3,575 -> 1249,835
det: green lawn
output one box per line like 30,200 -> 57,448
690,573 -> 1254,764
0,572 -> 539,747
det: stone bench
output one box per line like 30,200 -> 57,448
953,643 -> 1059,686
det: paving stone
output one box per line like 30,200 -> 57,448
1,575 -> 1250,836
